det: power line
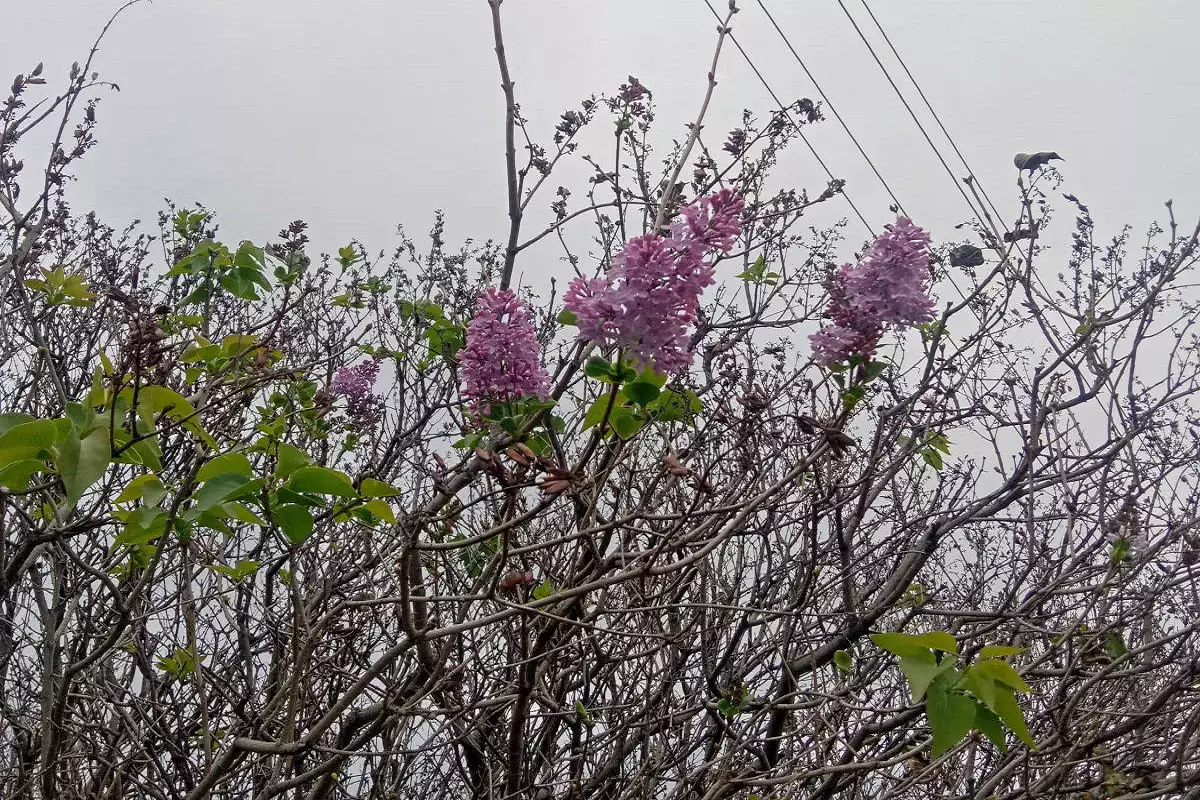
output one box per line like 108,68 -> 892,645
701,0 -> 874,235
833,0 -> 996,236
854,0 -> 1008,231
751,0 -> 910,219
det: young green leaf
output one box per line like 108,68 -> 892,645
274,503 -> 315,544
926,677 -> 977,758
972,659 -> 1031,694
55,426 -> 111,510
978,645 -> 1025,659
584,356 -> 616,381
992,685 -> 1036,749
197,452 -> 253,482
974,705 -> 1008,752
363,498 -> 396,524
899,652 -> 958,702
624,379 -> 661,407
287,466 -> 357,498
359,477 -> 402,498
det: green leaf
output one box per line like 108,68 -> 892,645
899,652 -> 958,702
189,473 -> 253,516
274,442 -> 311,480
962,664 -> 997,711
0,419 -> 62,452
646,389 -> 702,425
1110,536 -> 1131,564
974,705 -> 1008,752
359,477 -> 402,498
1104,631 -> 1128,660
736,255 -> 779,285
871,631 -> 958,658
138,386 -> 215,448
197,452 -> 253,482
223,502 -> 267,527
927,432 -> 952,454
841,385 -> 867,411
123,436 -> 163,472
195,509 -> 234,535
55,426 -> 111,510
978,645 -> 1025,659
65,403 -> 99,435
608,406 -> 644,440
274,503 -> 314,544
834,649 -> 853,673
0,458 -> 45,490
208,559 -> 261,582
926,676 -> 977,758
716,698 -> 741,718
275,487 -> 325,508
584,356 -> 616,381
114,508 -> 168,548
532,578 -> 553,600
0,413 -> 36,437
861,360 -> 890,383
972,659 -> 1031,694
114,474 -> 166,506
992,685 -> 1036,749
363,498 -> 396,525
624,380 -> 661,407
287,466 -> 357,498
582,395 -> 615,431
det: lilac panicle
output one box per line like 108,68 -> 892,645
458,288 -> 549,413
809,217 -> 935,366
563,188 -> 744,373
331,359 -> 384,430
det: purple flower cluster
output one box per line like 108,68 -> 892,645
331,359 -> 385,430
458,288 -> 549,413
563,189 -> 744,374
809,217 -> 936,366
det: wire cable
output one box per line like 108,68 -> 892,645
751,0 -> 910,218
832,0 -> 995,235
702,0 -> 875,234
854,0 -> 1008,232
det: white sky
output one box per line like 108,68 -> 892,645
10,1 -> 1200,278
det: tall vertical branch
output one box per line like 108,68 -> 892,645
652,0 -> 739,232
488,0 -> 522,290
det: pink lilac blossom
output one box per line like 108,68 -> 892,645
563,188 -> 745,374
458,288 -> 549,413
809,217 -> 935,366
330,359 -> 384,430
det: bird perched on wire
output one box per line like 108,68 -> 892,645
1014,151 -> 1064,172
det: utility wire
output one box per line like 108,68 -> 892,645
701,0 -> 874,235
855,0 -> 1008,230
751,0 -> 910,218
833,0 -> 995,235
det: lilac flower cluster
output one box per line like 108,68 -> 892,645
458,289 -> 549,413
330,358 -> 385,430
809,217 -> 936,366
563,188 -> 745,374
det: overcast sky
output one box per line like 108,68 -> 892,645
10,1 -> 1200,281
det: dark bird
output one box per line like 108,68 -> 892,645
1014,151 -> 1064,172
949,244 -> 984,268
